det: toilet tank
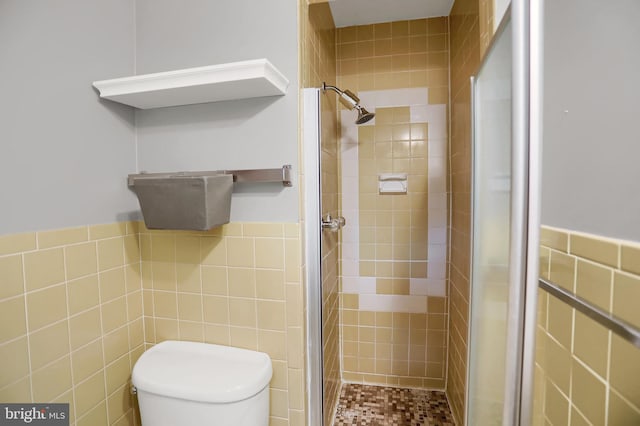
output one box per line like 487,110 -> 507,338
132,341 -> 273,426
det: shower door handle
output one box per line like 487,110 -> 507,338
321,214 -> 346,232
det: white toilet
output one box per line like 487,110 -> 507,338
132,340 -> 272,426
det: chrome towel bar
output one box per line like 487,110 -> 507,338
539,278 -> 640,349
128,165 -> 292,187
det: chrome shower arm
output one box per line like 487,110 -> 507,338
321,82 -> 341,95
321,82 -> 359,109
321,81 -> 375,124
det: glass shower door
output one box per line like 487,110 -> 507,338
466,2 -> 542,423
467,16 -> 513,424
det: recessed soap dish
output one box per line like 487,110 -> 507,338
378,173 -> 408,194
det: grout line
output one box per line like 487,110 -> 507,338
172,235 -> 179,341
225,235 -> 231,345
95,237 -> 110,425
572,353 -> 609,387
610,267 -> 640,281
122,238 -> 135,411
197,236 -> 205,343
147,236 -> 156,345
21,250 -> 34,403
567,302 -> 576,425
604,270 -> 615,426
604,327 -> 612,426
61,244 -> 77,420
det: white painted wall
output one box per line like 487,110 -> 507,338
0,0 -> 300,235
541,0 -> 640,242
134,0 -> 300,223
0,0 -> 138,235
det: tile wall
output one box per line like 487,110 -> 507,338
301,1 -> 337,89
337,17 -> 450,104
320,119 -> 342,425
139,223 -> 305,426
0,221 -> 306,426
535,227 -> 640,425
340,97 -> 448,389
337,18 -> 450,389
447,0 -> 486,421
479,0 -> 495,57
0,223 -> 143,426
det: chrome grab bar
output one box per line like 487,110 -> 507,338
321,214 -> 346,232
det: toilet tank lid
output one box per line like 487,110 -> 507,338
132,341 -> 273,403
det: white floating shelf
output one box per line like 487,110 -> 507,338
92,58 -> 289,109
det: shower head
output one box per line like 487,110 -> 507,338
322,82 -> 375,125
355,105 -> 375,125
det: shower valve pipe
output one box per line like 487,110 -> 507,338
321,214 -> 346,232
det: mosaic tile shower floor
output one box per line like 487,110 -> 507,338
333,383 -> 455,426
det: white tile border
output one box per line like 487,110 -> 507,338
358,88 -> 430,109
409,278 -> 447,297
340,88 -> 448,313
359,294 -> 428,313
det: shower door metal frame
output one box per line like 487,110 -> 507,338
509,0 -> 544,423
303,88 -> 324,426
466,0 -> 543,424
519,0 -> 544,423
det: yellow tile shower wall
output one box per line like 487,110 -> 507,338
301,2 -> 340,423
0,222 -> 143,426
0,221 -> 305,426
318,59 -> 340,426
336,18 -> 449,390
139,222 -> 305,426
301,1 -> 336,89
339,107 -> 446,388
319,96 -> 341,426
321,219 -> 341,426
534,227 -> 640,425
447,0 -> 495,421
337,17 -> 450,105
479,0 -> 495,58
357,107 -> 429,279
